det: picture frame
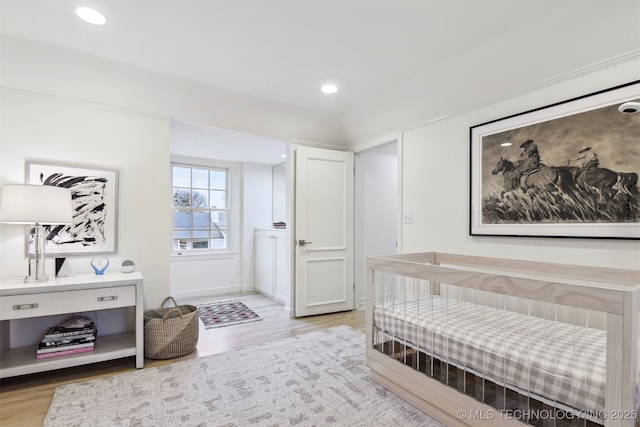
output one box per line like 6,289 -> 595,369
470,80 -> 640,239
26,160 -> 119,255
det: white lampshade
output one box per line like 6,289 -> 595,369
0,184 -> 73,225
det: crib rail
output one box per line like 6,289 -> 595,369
366,252 -> 640,427
368,253 -> 637,315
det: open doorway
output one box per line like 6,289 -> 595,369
168,119 -> 290,309
354,141 -> 398,309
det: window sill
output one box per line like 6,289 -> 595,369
170,251 -> 238,262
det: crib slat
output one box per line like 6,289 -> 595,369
606,313 -> 623,427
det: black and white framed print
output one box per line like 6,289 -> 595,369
470,81 -> 640,239
26,160 -> 119,255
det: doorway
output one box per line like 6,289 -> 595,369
168,119 -> 289,305
354,141 -> 398,309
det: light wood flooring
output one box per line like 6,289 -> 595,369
0,293 -> 366,427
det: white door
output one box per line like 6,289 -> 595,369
295,146 -> 354,317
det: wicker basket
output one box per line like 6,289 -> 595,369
144,296 -> 199,360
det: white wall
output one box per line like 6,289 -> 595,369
272,163 -> 287,224
399,64 -> 640,270
242,163 -> 274,291
0,90 -> 172,310
355,142 -> 398,308
170,251 -> 243,298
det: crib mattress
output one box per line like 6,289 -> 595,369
373,295 -> 606,414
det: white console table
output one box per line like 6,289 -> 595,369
0,272 -> 144,378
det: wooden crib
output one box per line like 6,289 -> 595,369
366,252 -> 639,427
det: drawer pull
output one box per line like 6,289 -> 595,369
98,296 -> 118,302
13,303 -> 38,310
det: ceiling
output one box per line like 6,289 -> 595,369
0,0 -> 567,116
1,0 -> 638,152
170,119 -> 287,165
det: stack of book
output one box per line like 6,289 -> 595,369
37,319 -> 98,359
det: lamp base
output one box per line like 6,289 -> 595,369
25,256 -> 50,283
25,224 -> 50,283
24,273 -> 49,283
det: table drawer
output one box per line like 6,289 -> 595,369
0,286 -> 136,320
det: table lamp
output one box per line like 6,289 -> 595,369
0,184 -> 73,282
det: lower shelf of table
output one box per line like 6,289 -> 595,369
0,332 -> 138,378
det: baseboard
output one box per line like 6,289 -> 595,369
170,285 -> 243,300
283,305 -> 293,316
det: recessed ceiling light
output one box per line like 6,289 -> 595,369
618,101 -> 640,114
75,6 -> 107,25
321,84 -> 338,94
500,142 -> 512,147
280,154 -> 287,159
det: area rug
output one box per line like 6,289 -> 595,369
44,326 -> 443,427
197,300 -> 261,329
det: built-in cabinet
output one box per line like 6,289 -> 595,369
254,229 -> 288,303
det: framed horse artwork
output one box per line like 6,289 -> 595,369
470,80 -> 640,239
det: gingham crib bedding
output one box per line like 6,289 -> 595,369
373,295 -> 606,415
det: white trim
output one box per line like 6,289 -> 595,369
397,132 -> 404,255
170,251 -> 238,261
288,138 -> 347,151
351,131 -> 402,154
170,155 -> 239,172
170,285 -> 244,300
170,155 -> 240,254
0,86 -> 171,122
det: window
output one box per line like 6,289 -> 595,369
172,163 -> 229,252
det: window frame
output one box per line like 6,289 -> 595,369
170,156 -> 238,257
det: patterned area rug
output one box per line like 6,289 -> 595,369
197,300 -> 261,329
44,326 -> 443,427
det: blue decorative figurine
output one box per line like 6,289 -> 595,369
91,257 -> 110,275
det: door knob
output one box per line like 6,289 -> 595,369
298,239 -> 313,246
